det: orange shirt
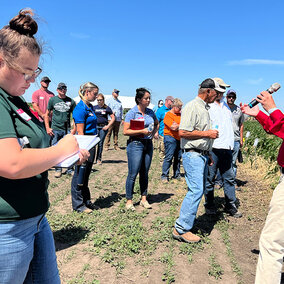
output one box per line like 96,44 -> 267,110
164,111 -> 181,140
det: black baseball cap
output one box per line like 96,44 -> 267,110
199,78 -> 225,93
41,76 -> 51,82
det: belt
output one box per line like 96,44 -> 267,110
183,148 -> 209,156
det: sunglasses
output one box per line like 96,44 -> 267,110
59,87 -> 67,90
97,99 -> 103,101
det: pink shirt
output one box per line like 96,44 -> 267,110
32,89 -> 54,121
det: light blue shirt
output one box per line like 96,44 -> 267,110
125,105 -> 157,139
107,96 -> 123,122
156,105 -> 170,136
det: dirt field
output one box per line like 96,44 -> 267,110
46,131 -> 280,284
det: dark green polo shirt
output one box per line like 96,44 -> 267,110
47,96 -> 76,131
0,88 -> 50,221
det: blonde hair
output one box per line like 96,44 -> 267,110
0,9 -> 42,63
78,82 -> 99,100
172,98 -> 183,108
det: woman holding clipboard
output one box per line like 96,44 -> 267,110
0,9 -> 89,283
71,82 -> 99,213
123,88 -> 159,211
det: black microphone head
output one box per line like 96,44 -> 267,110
268,83 -> 281,94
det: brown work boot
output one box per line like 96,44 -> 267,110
172,228 -> 200,243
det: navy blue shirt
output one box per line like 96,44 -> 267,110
125,105 -> 157,139
94,105 -> 113,126
73,100 -> 97,135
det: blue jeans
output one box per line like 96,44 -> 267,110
96,127 -> 108,162
205,148 -> 236,209
161,135 -> 182,180
71,147 -> 96,211
52,129 -> 67,172
125,139 -> 153,200
0,215 -> 60,284
175,151 -> 209,233
232,141 -> 240,179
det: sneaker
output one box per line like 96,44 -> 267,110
125,203 -> 136,211
205,207 -> 217,215
54,171 -> 62,178
172,228 -> 200,243
86,201 -> 99,210
140,200 -> 152,209
225,207 -> 243,218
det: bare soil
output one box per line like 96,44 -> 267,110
47,132 -> 279,284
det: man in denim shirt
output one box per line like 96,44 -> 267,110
105,89 -> 123,150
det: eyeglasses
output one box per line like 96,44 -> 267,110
4,59 -> 42,81
59,87 -> 67,90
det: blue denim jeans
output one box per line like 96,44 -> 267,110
0,215 -> 60,284
125,139 -> 153,200
71,147 -> 96,211
161,135 -> 182,180
232,141 -> 240,179
96,127 -> 108,162
175,151 -> 209,233
52,129 -> 67,172
205,148 -> 236,209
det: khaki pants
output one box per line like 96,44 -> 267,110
105,121 -> 121,148
255,173 -> 284,284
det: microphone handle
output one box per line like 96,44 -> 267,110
248,89 -> 273,108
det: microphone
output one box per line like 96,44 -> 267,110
248,83 -> 281,108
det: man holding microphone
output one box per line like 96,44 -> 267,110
241,90 -> 284,284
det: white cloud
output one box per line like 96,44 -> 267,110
69,32 -> 91,39
246,78 -> 263,85
227,59 -> 284,66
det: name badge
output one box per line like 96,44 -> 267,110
16,109 -> 31,121
39,97 -> 44,100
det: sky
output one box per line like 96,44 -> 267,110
2,0 -> 284,110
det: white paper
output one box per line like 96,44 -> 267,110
56,135 -> 100,168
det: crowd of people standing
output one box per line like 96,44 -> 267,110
0,8 -> 283,284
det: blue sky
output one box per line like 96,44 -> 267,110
2,0 -> 284,110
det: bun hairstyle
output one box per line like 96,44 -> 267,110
78,82 -> 99,99
135,87 -> 151,105
0,8 -> 41,62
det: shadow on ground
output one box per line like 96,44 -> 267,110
95,192 -> 125,208
147,192 -> 174,204
54,226 -> 89,251
101,159 -> 127,164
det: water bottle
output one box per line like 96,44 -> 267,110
148,123 -> 154,132
212,124 -> 219,130
77,163 -> 87,186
